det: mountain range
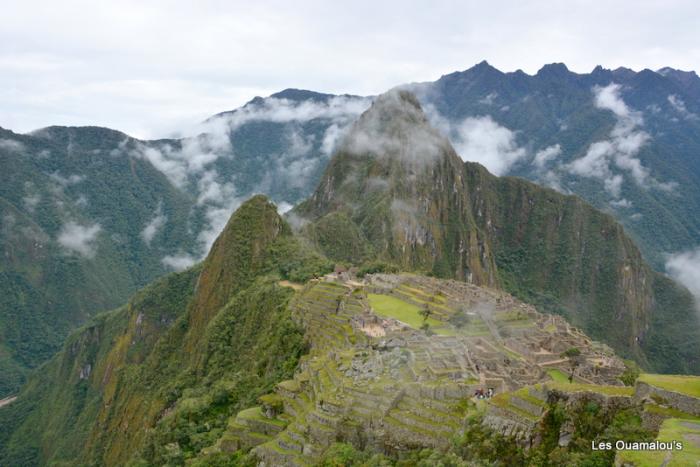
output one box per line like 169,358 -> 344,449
1,62 -> 700,400
0,87 -> 698,466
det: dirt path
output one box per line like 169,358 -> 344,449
0,396 -> 17,409
278,280 -> 303,291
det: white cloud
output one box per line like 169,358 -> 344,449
320,123 -> 344,156
479,92 -> 498,105
532,144 -> 561,168
566,84 -> 663,198
2,1 -> 700,138
610,198 -> 632,208
57,221 -> 101,258
141,204 -> 167,246
218,95 -> 370,131
276,201 -> 293,214
450,116 -> 526,175
162,253 -> 197,271
0,138 -> 25,152
23,194 -> 40,211
667,94 -> 698,120
49,172 -> 85,186
339,89 -> 451,168
131,122 -> 233,189
666,247 -> 700,310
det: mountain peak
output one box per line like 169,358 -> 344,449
186,195 -> 290,341
270,88 -> 336,102
536,62 -> 570,76
336,88 -> 455,168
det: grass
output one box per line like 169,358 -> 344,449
616,417 -> 700,467
367,293 -> 443,330
644,404 -> 697,420
547,369 -> 569,383
541,381 -> 634,397
489,392 -> 541,421
638,373 -> 700,398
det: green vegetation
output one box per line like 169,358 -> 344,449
546,369 -> 569,383
542,381 -> 635,397
621,359 -> 641,386
617,417 -> 700,467
0,196 -> 312,466
367,294 -> 443,330
356,260 -> 400,278
638,373 -> 700,398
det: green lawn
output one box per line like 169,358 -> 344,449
367,293 -> 443,330
547,369 -> 569,383
616,417 -> 700,467
638,373 -> 700,398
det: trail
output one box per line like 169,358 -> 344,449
0,396 -> 17,409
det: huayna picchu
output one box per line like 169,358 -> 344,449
1,90 -> 699,466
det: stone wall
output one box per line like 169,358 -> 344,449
634,382 -> 700,416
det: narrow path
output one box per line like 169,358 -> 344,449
0,396 -> 17,409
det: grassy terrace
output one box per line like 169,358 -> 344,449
367,293 -> 450,333
638,373 -> 700,398
489,392 -> 541,421
547,369 -> 569,383
616,417 -> 700,467
540,381 -> 634,397
238,407 -> 287,427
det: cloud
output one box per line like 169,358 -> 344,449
197,202 -> 241,257
666,247 -> 700,310
566,84 -> 665,198
336,90 -> 458,170
610,198 -> 632,208
479,92 -> 498,105
217,95 -> 370,131
125,94 -> 369,261
276,201 -> 293,214
532,144 -> 562,168
667,94 -> 698,120
57,221 -> 101,258
141,204 -> 167,246
162,253 -> 197,271
321,123 -> 345,156
131,122 -> 233,189
0,138 -> 25,152
49,172 -> 85,186
450,116 -> 526,175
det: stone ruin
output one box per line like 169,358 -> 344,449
205,273 -> 628,465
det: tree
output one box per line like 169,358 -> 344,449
419,305 -> 432,322
561,347 -> 582,383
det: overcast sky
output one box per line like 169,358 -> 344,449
1,0 -> 699,139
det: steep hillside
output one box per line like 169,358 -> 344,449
1,100 -> 699,464
0,195 -> 332,465
0,126 -> 196,396
411,62 -> 700,269
294,90 -> 700,373
4,62 -> 700,397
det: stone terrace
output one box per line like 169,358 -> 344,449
211,274 -> 626,465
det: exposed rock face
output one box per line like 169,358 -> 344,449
295,89 -> 498,286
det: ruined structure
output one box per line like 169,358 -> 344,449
205,273 -> 628,465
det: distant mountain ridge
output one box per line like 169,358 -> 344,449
0,89 -> 698,466
2,61 -> 700,396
